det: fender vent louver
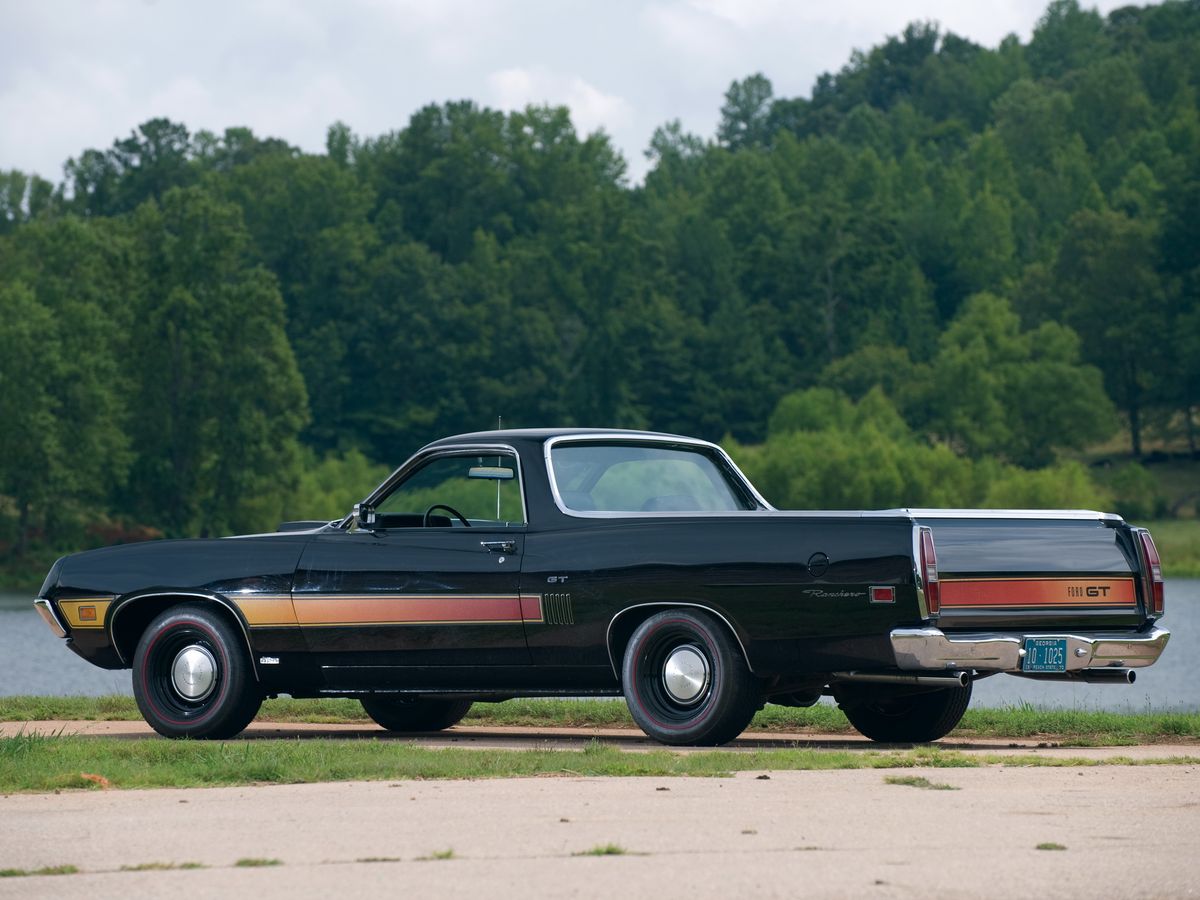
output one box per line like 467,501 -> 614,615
542,593 -> 575,625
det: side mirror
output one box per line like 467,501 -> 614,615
352,502 -> 376,529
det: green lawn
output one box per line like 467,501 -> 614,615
1135,519 -> 1200,578
0,733 -> 1196,793
3,696 -> 1197,745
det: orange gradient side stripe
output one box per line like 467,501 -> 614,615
940,577 -> 1137,608
292,594 -> 526,626
232,594 -> 298,627
520,594 -> 544,623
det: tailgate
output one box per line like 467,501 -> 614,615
915,513 -> 1151,629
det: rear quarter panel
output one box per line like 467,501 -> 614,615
520,514 -> 919,675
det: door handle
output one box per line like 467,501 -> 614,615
480,540 -> 516,554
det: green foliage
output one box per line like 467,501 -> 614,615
925,293 -> 1117,465
286,449 -> 391,522
123,187 -> 309,536
2,0 -> 1199,555
732,387 -> 1110,511
1102,463 -> 1169,520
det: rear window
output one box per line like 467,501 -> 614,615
549,442 -> 752,513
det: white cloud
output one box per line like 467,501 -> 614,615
0,0 -> 1136,186
487,66 -> 632,136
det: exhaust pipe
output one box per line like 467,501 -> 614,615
833,671 -> 970,688
1015,669 -> 1136,684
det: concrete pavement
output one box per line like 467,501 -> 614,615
2,754 -> 1198,898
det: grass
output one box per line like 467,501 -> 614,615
417,849 -> 455,861
883,775 -> 959,790
574,844 -> 627,856
3,696 -> 1197,746
1135,519 -> 1200,578
1035,842 -> 1067,851
0,865 -> 78,877
0,732 -> 1196,794
234,858 -> 282,868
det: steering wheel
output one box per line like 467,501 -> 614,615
423,504 -> 471,528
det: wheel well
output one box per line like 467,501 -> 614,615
109,594 -> 256,678
605,603 -> 754,680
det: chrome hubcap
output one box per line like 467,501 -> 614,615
171,645 -> 217,701
662,644 -> 710,705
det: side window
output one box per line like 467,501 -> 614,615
550,443 -> 752,513
376,453 -> 524,526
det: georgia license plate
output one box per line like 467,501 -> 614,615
1023,637 -> 1068,672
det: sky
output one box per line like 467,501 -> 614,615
2,0 -> 1132,185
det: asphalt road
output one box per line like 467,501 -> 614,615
1,724 -> 1197,899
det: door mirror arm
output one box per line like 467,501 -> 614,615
352,503 -> 377,531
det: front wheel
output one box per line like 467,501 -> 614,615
837,683 -> 972,743
132,604 -> 262,739
360,696 -> 473,732
622,609 -> 760,746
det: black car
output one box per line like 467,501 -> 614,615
35,429 -> 1170,745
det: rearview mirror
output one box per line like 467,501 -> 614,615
468,466 -> 514,480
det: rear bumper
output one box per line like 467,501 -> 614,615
890,625 -> 1170,673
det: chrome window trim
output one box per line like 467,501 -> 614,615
880,508 -> 1122,522
33,598 -> 68,638
544,433 -> 773,519
108,591 -> 261,681
353,443 -> 528,529
605,602 -> 755,678
911,525 -> 931,620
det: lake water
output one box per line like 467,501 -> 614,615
2,583 -> 1196,710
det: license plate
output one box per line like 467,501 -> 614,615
1023,638 -> 1068,672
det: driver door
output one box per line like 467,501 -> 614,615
293,449 -> 530,686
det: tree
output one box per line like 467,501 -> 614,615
0,216 -> 135,549
1054,208 -> 1167,455
1027,0 -> 1108,80
0,283 -> 64,554
718,74 -> 774,150
925,292 -> 1118,466
125,187 -> 309,535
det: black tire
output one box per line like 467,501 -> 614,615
360,696 -> 473,732
132,604 -> 262,739
838,683 -> 972,743
621,609 -> 760,746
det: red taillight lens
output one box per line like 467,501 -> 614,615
1138,530 -> 1164,616
920,526 -> 940,615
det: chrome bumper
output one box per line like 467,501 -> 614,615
890,625 -> 1170,674
33,598 -> 68,638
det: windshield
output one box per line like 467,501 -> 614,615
549,442 -> 754,513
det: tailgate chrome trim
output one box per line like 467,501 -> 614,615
891,625 -> 1170,673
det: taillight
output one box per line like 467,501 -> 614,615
1137,530 -> 1165,616
919,525 -> 940,615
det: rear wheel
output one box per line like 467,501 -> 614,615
360,696 -> 473,732
132,604 -> 262,739
838,683 -> 972,743
621,609 -> 760,746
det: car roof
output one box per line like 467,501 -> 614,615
423,427 -> 707,448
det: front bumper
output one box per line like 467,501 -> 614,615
890,625 -> 1170,673
33,598 -> 67,638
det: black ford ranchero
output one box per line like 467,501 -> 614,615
35,428 -> 1169,745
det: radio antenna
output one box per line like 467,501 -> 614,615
496,416 -> 503,518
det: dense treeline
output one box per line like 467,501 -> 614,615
1,0 -> 1198,556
